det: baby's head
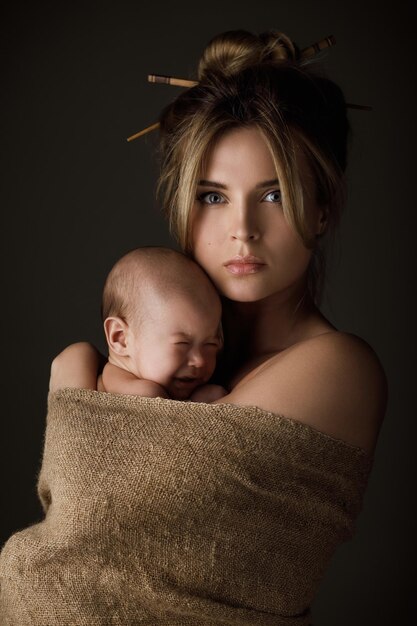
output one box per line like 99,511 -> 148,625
101,247 -> 223,399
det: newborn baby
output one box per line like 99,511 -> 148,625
99,246 -> 226,402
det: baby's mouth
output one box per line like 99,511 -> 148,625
174,376 -> 201,386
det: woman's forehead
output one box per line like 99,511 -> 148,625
202,127 -> 275,178
200,125 -> 313,190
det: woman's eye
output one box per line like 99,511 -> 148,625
264,190 -> 282,203
198,191 -> 225,205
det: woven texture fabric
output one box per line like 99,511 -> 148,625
0,388 -> 373,625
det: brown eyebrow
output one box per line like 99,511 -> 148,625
198,178 -> 280,190
198,179 -> 227,189
256,178 -> 280,189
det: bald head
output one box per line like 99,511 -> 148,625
102,247 -> 220,326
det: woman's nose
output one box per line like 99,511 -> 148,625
230,203 -> 260,242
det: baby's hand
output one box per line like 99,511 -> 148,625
189,383 -> 227,403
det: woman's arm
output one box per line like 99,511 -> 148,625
49,342 -> 105,392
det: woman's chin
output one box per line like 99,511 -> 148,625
217,281 -> 277,303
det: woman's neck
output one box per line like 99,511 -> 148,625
224,285 -> 316,353
216,280 -> 335,389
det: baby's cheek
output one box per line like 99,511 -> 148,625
207,355 -> 218,379
142,356 -> 173,386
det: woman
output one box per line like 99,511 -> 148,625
52,30 -> 387,454
2,29 -> 387,625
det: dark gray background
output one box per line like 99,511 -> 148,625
1,0 -> 415,623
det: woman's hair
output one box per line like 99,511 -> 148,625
156,30 -> 351,304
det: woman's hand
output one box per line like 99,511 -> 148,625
49,342 -> 105,392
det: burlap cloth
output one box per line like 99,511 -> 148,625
0,388 -> 373,625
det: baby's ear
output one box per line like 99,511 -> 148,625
103,317 -> 129,355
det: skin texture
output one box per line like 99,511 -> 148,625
192,127 -> 324,304
192,127 -> 387,453
102,291 -> 224,401
50,126 -> 387,454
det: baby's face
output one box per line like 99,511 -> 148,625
130,294 -> 222,400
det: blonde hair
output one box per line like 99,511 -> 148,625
156,30 -> 350,304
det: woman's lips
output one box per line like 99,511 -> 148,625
224,256 -> 266,275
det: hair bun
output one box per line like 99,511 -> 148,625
197,29 -> 299,81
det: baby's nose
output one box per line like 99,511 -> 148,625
188,348 -> 205,369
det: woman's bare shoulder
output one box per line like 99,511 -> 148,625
219,331 -> 388,454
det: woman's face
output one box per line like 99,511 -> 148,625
191,126 -> 324,303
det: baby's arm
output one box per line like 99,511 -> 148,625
189,383 -> 227,403
100,362 -> 169,399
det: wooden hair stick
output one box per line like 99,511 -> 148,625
301,35 -> 336,59
127,37 -> 370,142
126,122 -> 160,142
148,74 -> 198,88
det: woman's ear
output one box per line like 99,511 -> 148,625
103,317 -> 129,356
316,206 -> 329,237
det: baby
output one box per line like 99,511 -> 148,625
98,246 -> 226,402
